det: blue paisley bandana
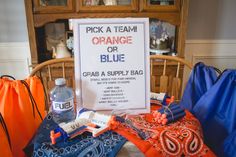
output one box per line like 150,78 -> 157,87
24,113 -> 127,157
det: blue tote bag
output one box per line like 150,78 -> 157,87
180,62 -> 219,112
193,69 -> 236,157
223,130 -> 236,157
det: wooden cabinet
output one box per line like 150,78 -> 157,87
24,0 -> 189,65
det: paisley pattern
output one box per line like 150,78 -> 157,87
113,106 -> 215,157
25,113 -> 127,157
183,128 -> 203,155
158,127 -> 204,156
160,130 -> 181,156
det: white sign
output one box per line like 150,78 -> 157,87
73,18 -> 150,114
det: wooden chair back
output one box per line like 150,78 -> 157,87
30,58 -> 74,108
30,56 -> 192,108
150,55 -> 192,101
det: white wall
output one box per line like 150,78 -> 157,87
187,0 -> 236,40
0,42 -> 31,79
0,0 -> 29,42
185,40 -> 236,71
0,0 -> 30,79
185,0 -> 236,71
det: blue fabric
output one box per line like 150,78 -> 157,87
24,113 -> 127,157
180,62 -> 218,112
180,63 -> 236,156
192,69 -> 236,157
223,130 -> 236,157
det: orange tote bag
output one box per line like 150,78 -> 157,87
25,76 -> 46,126
0,113 -> 12,157
0,76 -> 46,157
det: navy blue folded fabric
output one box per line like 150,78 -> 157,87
24,113 -> 127,157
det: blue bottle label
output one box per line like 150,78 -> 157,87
52,99 -> 74,111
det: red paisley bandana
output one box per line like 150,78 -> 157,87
112,106 -> 216,157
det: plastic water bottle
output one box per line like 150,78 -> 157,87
50,78 -> 76,123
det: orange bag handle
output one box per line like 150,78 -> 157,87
0,75 -> 15,80
38,72 -> 49,111
21,80 -> 43,121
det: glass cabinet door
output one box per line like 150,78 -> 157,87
141,0 -> 180,12
77,0 -> 138,12
33,0 -> 74,13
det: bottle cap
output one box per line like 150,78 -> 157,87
55,78 -> 66,86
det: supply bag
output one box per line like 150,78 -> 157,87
223,130 -> 236,157
0,113 -> 12,157
25,76 -> 46,126
193,69 -> 236,156
0,76 -> 46,157
180,62 -> 219,112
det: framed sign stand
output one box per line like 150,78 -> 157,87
73,18 -> 150,114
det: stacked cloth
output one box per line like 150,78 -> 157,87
153,103 -> 185,125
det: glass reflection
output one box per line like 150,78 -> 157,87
83,0 -> 131,6
40,0 -> 67,6
149,0 -> 174,5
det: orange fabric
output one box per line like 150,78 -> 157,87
112,106 -> 216,157
0,120 -> 12,157
26,76 -> 46,125
0,76 -> 46,157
